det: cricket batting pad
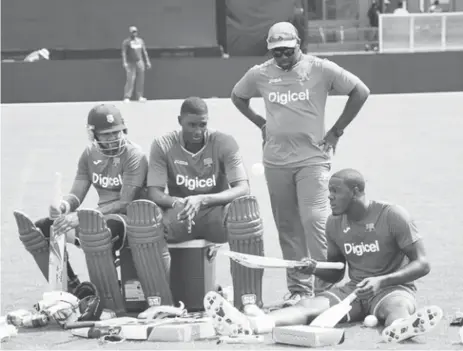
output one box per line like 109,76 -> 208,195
126,200 -> 173,306
77,209 -> 125,315
226,196 -> 264,310
14,211 -> 49,280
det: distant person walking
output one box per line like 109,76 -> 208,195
122,26 -> 151,102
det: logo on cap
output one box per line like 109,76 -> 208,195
107,114 -> 114,123
267,33 -> 297,43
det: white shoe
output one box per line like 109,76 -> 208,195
123,98 -> 130,103
138,301 -> 186,319
138,97 -> 147,102
382,305 -> 443,343
204,291 -> 253,337
243,304 -> 265,317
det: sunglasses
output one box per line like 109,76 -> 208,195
271,48 -> 296,58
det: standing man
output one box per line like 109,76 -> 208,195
231,22 -> 370,306
367,1 -> 380,42
122,26 -> 151,102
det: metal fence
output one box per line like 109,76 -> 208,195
379,12 -> 463,53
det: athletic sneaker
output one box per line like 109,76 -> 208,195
138,97 -> 147,102
382,305 -> 443,343
204,291 -> 254,337
282,291 -> 313,307
123,98 -> 130,103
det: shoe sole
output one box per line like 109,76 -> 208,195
382,305 -> 443,343
203,291 -> 253,337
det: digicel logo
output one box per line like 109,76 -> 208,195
92,173 -> 123,188
176,174 -> 216,190
268,89 -> 310,105
344,240 -> 380,256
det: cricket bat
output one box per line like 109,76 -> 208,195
64,316 -> 140,330
309,291 -> 357,328
222,251 -> 345,270
48,172 -> 68,291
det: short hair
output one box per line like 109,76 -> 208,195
180,97 -> 208,116
332,168 -> 366,192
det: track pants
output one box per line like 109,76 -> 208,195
265,164 -> 331,295
124,61 -> 145,99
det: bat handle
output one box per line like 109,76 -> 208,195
51,172 -> 63,210
315,262 -> 345,270
345,291 -> 358,304
64,321 -> 95,329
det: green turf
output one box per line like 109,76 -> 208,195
1,93 -> 463,349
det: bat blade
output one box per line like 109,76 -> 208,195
309,292 -> 357,328
222,252 -> 344,270
48,172 -> 67,291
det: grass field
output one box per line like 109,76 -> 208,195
1,93 -> 463,350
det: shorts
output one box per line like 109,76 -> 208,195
162,205 -> 229,244
317,280 -> 417,322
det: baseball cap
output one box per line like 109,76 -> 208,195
87,104 -> 125,134
129,26 -> 138,33
266,22 -> 299,50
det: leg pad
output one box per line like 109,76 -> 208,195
126,200 -> 173,306
77,209 -> 125,315
226,196 -> 265,310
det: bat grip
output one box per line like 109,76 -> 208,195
64,321 -> 95,329
315,262 -> 345,270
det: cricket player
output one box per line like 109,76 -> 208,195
126,96 -> 265,313
14,104 -> 148,314
122,26 -> 151,102
231,21 -> 370,304
205,169 -> 443,343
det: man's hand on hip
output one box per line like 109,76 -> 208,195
261,124 -> 267,147
318,128 -> 341,154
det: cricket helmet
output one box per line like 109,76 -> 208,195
87,104 -> 127,157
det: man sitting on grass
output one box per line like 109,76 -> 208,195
205,168 -> 443,344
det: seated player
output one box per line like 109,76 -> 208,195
126,96 -> 265,313
14,104 -> 148,314
204,169 -> 443,343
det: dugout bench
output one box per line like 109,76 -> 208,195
120,239 -> 218,313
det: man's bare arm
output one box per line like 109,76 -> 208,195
60,179 -> 91,213
142,41 -> 150,65
148,186 -> 179,209
97,185 -> 141,215
201,180 -> 250,208
330,82 -> 370,133
313,247 -> 347,284
231,93 -> 266,129
379,240 -> 430,288
121,41 -> 128,66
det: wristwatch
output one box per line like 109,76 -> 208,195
332,127 -> 344,138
